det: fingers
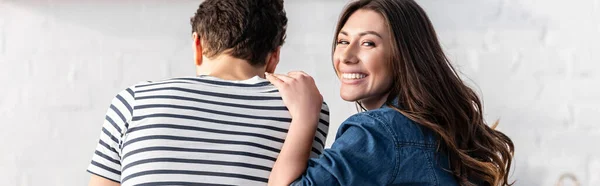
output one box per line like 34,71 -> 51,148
265,72 -> 295,87
287,71 -> 308,77
265,72 -> 283,87
287,71 -> 314,83
268,71 -> 315,86
273,73 -> 294,82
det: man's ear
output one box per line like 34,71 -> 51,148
265,47 -> 281,73
193,32 -> 203,66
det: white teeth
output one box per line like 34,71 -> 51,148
341,73 -> 366,79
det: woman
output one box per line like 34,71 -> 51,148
266,0 -> 514,185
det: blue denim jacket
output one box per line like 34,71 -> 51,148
291,105 -> 459,186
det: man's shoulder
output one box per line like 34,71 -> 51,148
320,101 -> 330,115
130,76 -> 197,89
318,101 -> 330,124
124,76 -> 240,94
108,77 -> 195,102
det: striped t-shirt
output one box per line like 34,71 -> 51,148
87,75 -> 330,185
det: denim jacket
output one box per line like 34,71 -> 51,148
291,104 -> 459,186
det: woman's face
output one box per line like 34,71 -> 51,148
334,9 -> 394,110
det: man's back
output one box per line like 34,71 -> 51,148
88,75 -> 329,185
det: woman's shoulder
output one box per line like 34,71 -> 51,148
344,107 -> 437,148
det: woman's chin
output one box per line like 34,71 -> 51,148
340,92 -> 360,102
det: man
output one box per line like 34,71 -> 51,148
87,0 -> 329,185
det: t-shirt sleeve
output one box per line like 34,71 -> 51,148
87,87 -> 135,183
310,102 -> 330,158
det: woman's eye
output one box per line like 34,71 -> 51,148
362,41 -> 376,47
337,40 -> 350,45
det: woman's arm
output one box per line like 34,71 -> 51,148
269,117 -> 319,185
289,113 -> 399,186
265,72 -> 323,186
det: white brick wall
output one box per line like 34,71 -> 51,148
0,0 -> 598,185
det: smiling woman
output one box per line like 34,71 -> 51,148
334,9 -> 394,110
268,0 -> 515,185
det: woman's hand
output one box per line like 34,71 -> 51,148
265,71 -> 323,120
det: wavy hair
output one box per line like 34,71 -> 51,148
335,0 -> 515,185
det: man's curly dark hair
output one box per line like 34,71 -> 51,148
191,0 -> 288,66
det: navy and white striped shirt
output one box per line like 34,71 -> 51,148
88,75 -> 330,185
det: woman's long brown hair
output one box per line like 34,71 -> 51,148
334,0 -> 515,185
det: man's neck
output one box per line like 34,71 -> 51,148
196,55 -> 265,81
